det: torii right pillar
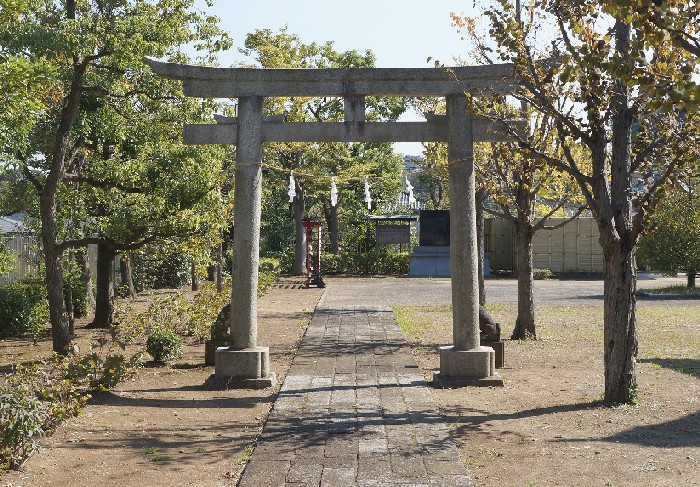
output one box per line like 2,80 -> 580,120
433,94 -> 503,387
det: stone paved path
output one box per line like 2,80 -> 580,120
238,306 -> 470,487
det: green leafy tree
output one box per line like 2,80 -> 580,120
610,1 -> 700,61
470,0 -> 700,403
0,0 -> 56,156
0,0 -> 230,353
638,178 -> 700,287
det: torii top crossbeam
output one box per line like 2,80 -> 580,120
144,58 -> 520,145
144,58 -> 515,97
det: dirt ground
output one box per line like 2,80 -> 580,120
397,302 -> 700,487
0,278 -> 324,487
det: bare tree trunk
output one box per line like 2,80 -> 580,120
323,202 -> 340,254
64,279 -> 74,337
191,262 -> 199,291
598,19 -> 638,404
216,241 -> 223,293
292,184 -> 306,275
476,188 -> 486,305
602,243 -> 638,403
207,245 -> 217,281
511,222 -> 536,339
88,243 -> 114,329
77,248 -> 95,313
119,257 -> 136,298
41,187 -> 70,354
687,272 -> 696,288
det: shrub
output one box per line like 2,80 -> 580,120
0,357 -> 91,471
378,252 -> 409,275
0,344 -> 142,471
0,383 -> 46,470
321,253 -> 343,274
0,278 -> 49,341
66,345 -> 144,391
533,268 -> 554,280
272,248 -> 295,274
114,291 -> 188,343
146,330 -> 183,362
320,251 -> 408,275
258,257 -> 280,295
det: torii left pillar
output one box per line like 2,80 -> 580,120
432,94 -> 502,387
214,96 -> 275,388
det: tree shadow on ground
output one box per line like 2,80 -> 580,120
87,386 -> 274,409
437,401 -> 603,442
38,419 -> 260,468
640,357 -> 700,380
567,413 -> 700,448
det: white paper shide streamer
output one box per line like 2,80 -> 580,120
405,176 -> 416,206
288,171 -> 296,202
330,177 -> 338,207
364,176 -> 372,210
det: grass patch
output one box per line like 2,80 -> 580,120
234,445 -> 255,465
638,285 -> 700,295
393,305 -> 451,341
394,304 -> 700,361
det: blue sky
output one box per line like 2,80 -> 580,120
196,1 -> 477,68
192,1 -> 480,154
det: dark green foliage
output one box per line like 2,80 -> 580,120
134,254 -> 191,290
0,278 -> 49,341
637,184 -> 700,286
146,330 -> 183,362
321,251 -> 408,275
274,248 -> 295,275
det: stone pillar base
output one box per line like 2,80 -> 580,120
207,346 -> 276,389
432,345 -> 504,388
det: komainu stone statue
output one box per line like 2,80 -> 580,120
479,306 -> 501,342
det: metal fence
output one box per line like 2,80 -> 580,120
0,234 -> 41,284
1,236 -> 99,284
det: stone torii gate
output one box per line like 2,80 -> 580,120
146,58 -> 517,388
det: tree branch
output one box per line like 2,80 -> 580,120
63,174 -> 145,193
56,233 -> 161,253
16,155 -> 43,193
536,204 -> 587,232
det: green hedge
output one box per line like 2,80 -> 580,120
321,251 -> 408,275
0,278 -> 49,341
